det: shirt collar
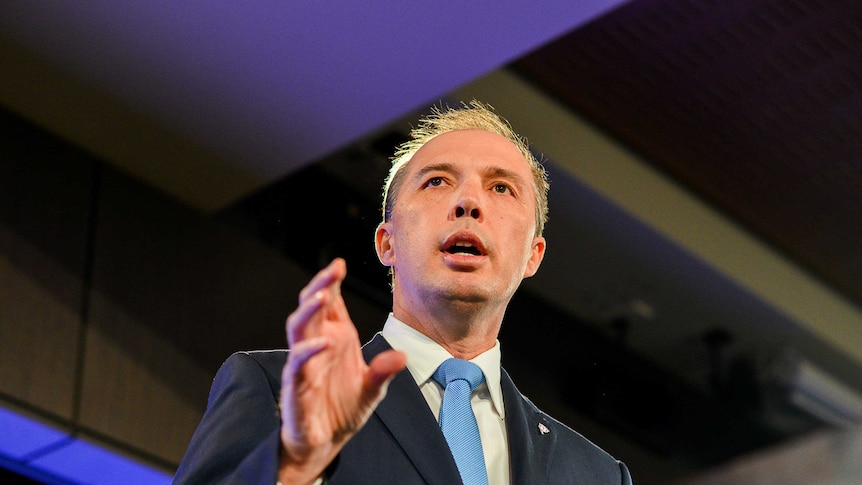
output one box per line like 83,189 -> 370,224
380,313 -> 505,418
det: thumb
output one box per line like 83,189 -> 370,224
362,350 -> 407,402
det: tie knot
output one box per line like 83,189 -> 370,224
433,358 -> 485,392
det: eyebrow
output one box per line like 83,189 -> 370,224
412,163 -> 528,188
412,162 -> 454,182
484,166 -> 529,189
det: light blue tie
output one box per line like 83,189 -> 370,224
433,358 -> 489,485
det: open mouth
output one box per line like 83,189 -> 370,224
445,242 -> 482,256
442,233 -> 487,257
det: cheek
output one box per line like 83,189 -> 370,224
511,226 -> 540,263
503,212 -> 534,237
392,225 -> 421,257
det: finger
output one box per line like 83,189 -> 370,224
283,336 -> 331,376
362,350 -> 407,402
323,260 -> 352,321
317,259 -> 348,323
328,258 -> 346,300
298,263 -> 336,303
285,289 -> 327,345
298,258 -> 345,303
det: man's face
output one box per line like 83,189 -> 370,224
376,129 -> 546,307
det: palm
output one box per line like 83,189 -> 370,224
279,259 -> 405,476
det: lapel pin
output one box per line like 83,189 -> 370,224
538,422 -> 550,435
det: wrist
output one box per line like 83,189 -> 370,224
278,443 -> 330,485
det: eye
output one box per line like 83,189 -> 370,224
425,177 -> 444,187
493,183 -> 511,194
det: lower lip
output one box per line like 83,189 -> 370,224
441,251 -> 486,267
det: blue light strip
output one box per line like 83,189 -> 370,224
0,407 -> 69,460
0,406 -> 172,484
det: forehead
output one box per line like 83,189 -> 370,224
405,129 -> 531,175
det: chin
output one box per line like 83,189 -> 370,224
439,283 -> 493,304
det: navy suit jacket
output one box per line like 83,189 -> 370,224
174,334 -> 632,484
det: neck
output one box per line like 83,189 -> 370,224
391,293 -> 506,360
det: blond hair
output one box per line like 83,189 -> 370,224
381,100 -> 549,235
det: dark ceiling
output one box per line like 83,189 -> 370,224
514,0 -> 862,307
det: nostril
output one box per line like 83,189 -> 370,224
470,208 -> 480,219
455,207 -> 465,218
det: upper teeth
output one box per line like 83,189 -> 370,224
455,242 -> 474,247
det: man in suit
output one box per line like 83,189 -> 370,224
174,101 -> 632,484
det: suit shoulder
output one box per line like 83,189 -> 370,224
212,349 -> 288,402
231,349 -> 288,371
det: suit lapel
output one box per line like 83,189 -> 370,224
502,368 -> 555,484
362,335 -> 462,485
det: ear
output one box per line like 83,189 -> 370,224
375,222 -> 395,267
522,235 -> 546,278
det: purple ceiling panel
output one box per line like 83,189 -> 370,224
0,1 -> 628,185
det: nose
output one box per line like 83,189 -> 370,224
455,206 -> 480,219
451,189 -> 483,221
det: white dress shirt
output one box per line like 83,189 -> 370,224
381,313 -> 510,485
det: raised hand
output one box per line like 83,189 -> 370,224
278,258 -> 406,484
